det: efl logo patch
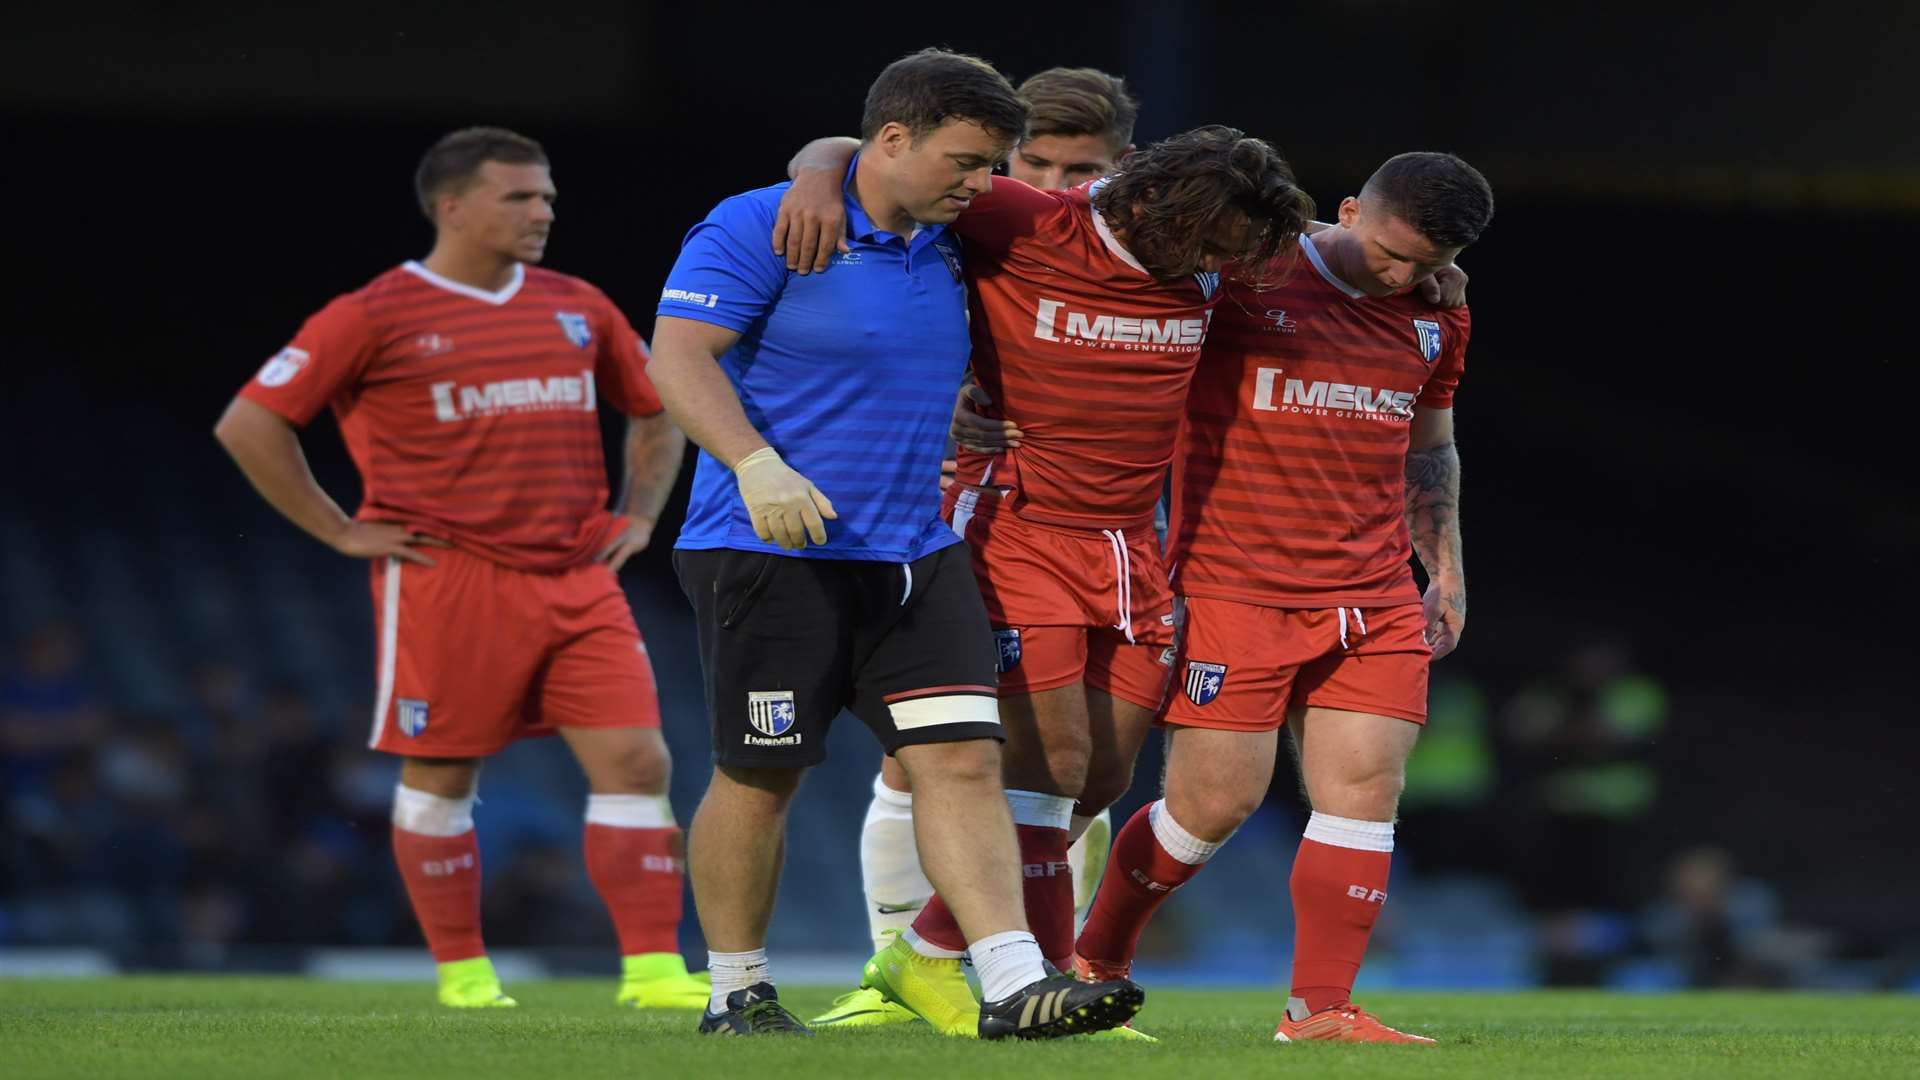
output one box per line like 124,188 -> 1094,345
555,311 -> 593,349
747,691 -> 797,737
1413,318 -> 1443,364
1184,661 -> 1227,706
256,346 -> 310,387
397,698 -> 429,737
994,628 -> 1022,673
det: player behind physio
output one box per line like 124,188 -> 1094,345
777,122 -> 1313,1036
213,128 -> 707,1010
1072,152 -> 1495,1044
647,48 -> 1142,1039
778,69 -> 1141,1001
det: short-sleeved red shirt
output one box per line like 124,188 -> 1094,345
1170,234 -> 1470,607
239,261 -> 661,571
947,177 -> 1223,530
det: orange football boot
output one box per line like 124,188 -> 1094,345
1272,1002 -> 1436,1044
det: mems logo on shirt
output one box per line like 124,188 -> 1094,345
1251,366 -> 1417,421
1032,299 -> 1208,351
430,369 -> 597,421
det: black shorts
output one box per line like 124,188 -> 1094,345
674,542 -> 1002,768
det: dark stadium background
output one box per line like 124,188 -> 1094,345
3,2 -> 1914,989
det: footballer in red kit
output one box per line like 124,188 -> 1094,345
214,128 -> 707,1011
778,122 -> 1315,1031
1074,152 -> 1495,1045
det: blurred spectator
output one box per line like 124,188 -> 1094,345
1,619 -> 109,798
1640,845 -> 1831,988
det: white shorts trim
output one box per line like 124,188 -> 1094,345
889,693 -> 1000,732
368,557 -> 402,748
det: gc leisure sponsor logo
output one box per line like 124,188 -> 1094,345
431,369 -> 597,421
1032,298 -> 1209,352
255,346 -> 310,387
1264,308 -> 1299,333
661,287 -> 721,308
1251,367 -> 1417,423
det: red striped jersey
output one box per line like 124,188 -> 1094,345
1169,233 -> 1469,607
946,177 -> 1221,531
239,261 -> 661,571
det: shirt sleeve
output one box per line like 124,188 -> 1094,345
655,192 -> 787,332
595,299 -> 664,417
237,294 -> 377,426
948,175 -> 1067,253
1415,306 -> 1470,410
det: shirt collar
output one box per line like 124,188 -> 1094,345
1298,233 -> 1367,300
843,152 -> 945,248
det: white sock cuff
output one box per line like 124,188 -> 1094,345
1148,799 -> 1223,865
1005,788 -> 1074,830
585,793 -> 675,829
1303,811 -> 1395,852
871,772 -> 913,809
392,784 -> 475,837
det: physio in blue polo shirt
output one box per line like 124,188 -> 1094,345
646,49 -> 1126,1040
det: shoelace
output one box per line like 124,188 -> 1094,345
740,999 -> 803,1033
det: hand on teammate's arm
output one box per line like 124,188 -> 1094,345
774,137 -> 860,275
1404,407 -> 1465,659
212,397 -> 448,566
648,316 -> 836,551
1419,263 -> 1469,308
950,380 -> 1022,453
600,411 -> 688,570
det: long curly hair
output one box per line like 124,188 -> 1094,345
1094,125 -> 1314,283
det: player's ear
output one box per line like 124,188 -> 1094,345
1117,143 -> 1136,162
875,121 -> 912,159
1337,196 -> 1362,227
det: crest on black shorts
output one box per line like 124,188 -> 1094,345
993,629 -> 1021,673
1412,318 -> 1442,364
748,691 -> 797,737
1184,662 -> 1227,706
555,311 -> 593,349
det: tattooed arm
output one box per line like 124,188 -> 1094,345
1406,407 -> 1465,659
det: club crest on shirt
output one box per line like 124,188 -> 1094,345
934,237 -> 964,281
994,628 -> 1022,673
1184,661 -> 1227,706
1413,318 -> 1443,364
397,698 -> 429,737
747,690 -> 797,737
555,311 -> 593,349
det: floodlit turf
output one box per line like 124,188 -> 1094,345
1,978 -> 1915,1079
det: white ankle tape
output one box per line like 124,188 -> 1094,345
585,793 -> 675,828
1302,811 -> 1395,852
1149,799 -> 1223,865
392,784 -> 475,837
1004,788 -> 1074,830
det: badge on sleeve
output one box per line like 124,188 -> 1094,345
555,311 -> 593,349
1412,319 -> 1443,364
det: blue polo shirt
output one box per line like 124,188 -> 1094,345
659,157 -> 970,561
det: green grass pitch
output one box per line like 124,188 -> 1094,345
2,978 -> 1915,1078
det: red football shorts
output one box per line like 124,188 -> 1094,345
949,503 -> 1174,711
1163,598 -> 1431,731
366,545 -> 660,757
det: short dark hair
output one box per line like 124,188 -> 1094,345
859,47 -> 1028,144
1360,152 -> 1494,247
1018,67 -> 1139,151
1095,124 -> 1315,279
413,127 -> 548,222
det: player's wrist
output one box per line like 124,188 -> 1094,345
730,446 -> 781,474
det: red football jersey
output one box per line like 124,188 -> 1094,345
239,261 -> 662,572
1170,233 -> 1469,607
947,177 -> 1221,530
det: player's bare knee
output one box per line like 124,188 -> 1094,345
901,737 -> 1002,792
1173,781 -> 1263,840
1076,759 -> 1133,814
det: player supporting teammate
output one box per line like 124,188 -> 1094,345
213,128 -> 707,1010
777,68 -> 1141,984
648,48 -> 1141,1039
1073,152 -> 1495,1044
777,124 -> 1313,1037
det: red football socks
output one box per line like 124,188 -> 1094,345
1074,801 -> 1210,965
584,823 -> 685,956
1288,816 -> 1394,1014
391,826 -> 485,963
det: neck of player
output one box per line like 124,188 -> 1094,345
1313,228 -> 1367,292
852,152 -> 915,238
421,239 -> 521,293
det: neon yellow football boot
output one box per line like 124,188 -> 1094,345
437,956 -> 518,1008
859,934 -> 980,1036
810,985 -> 924,1028
616,952 -> 712,1009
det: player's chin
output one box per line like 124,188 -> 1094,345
517,240 -> 550,263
